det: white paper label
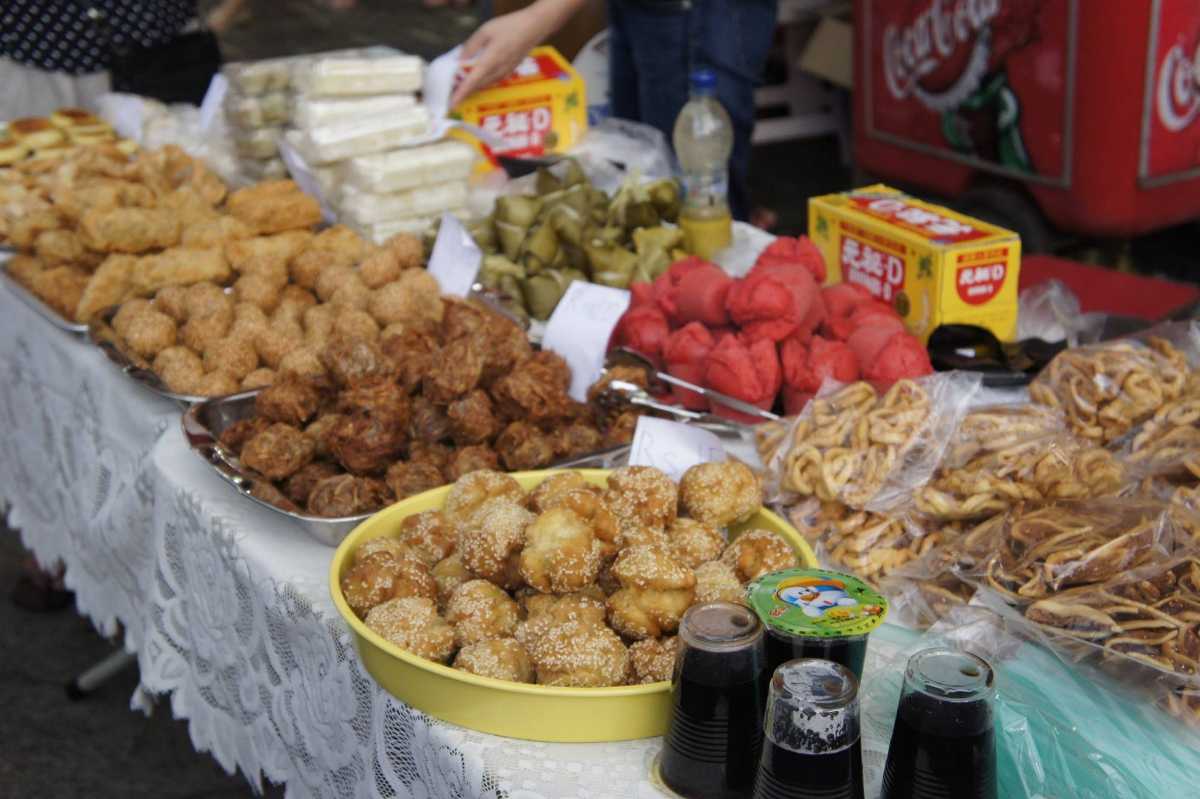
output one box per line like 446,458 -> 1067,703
628,417 -> 727,481
427,214 -> 481,297
198,73 -> 228,135
542,281 -> 631,402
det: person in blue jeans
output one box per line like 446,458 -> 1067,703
450,0 -> 778,223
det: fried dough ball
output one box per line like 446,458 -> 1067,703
278,345 -> 327,383
314,265 -> 355,302
202,336 -> 259,380
607,545 -> 696,639
302,304 -> 335,344
440,298 -> 490,342
358,247 -> 403,289
307,474 -> 391,517
432,553 -> 471,609
381,328 -> 439,394
667,518 -> 726,569
397,510 -> 456,566
490,351 -> 572,421
365,597 -> 455,663
606,466 -> 678,536
328,410 -> 407,475
333,308 -> 380,343
620,524 -> 671,550
383,231 -> 424,270
693,560 -> 747,605
480,313 -> 533,385
515,592 -> 608,650
528,619 -> 629,687
445,445 -> 500,480
495,421 -> 556,471
679,461 -> 762,528
445,579 -> 520,647
409,441 -> 452,471
354,536 -> 414,564
232,273 -> 281,313
278,285 -> 316,316
446,389 -> 500,445
408,396 -> 451,443
544,488 -> 621,559
250,325 -> 297,370
443,470 -> 524,532
602,411 -> 640,448
454,638 -> 534,683
195,370 -> 241,397
240,423 -> 316,480
249,478 -> 301,513
720,529 -> 798,582
321,336 -> 395,388
629,636 -> 679,684
550,422 -> 604,461
340,551 -> 435,617
458,498 -> 532,590
217,417 -> 271,454
255,374 -> 322,426
386,461 -> 445,502
231,301 -> 270,334
331,278 -> 372,311
241,368 -> 275,390
368,271 -> 444,328
283,461 -> 342,506
290,247 -> 352,290
519,507 -> 603,594
112,298 -> 152,338
154,285 -> 189,321
422,335 -> 483,404
612,545 -> 696,591
154,346 -> 204,394
123,309 -> 177,359
527,472 -> 591,513
183,282 -> 230,319
304,413 -> 342,458
180,309 -> 233,352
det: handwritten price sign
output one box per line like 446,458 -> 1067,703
628,417 -> 727,481
542,281 -> 630,402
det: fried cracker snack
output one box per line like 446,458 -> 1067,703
79,206 -> 180,253
225,180 -> 322,234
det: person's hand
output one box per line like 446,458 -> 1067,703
450,9 -> 544,107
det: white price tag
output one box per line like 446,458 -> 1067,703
198,73 -> 228,134
628,417 -> 727,481
542,281 -> 631,402
427,214 -> 481,298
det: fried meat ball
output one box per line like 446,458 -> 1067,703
550,423 -> 604,460
153,346 -> 203,394
494,421 -> 556,471
381,328 -> 439,394
112,298 -> 153,338
679,461 -> 762,528
252,326 -> 299,370
409,396 -> 451,443
629,636 -> 679,684
194,370 -> 241,397
333,308 -> 380,343
307,474 -> 391,517
397,510 -> 456,566
250,478 -> 301,513
440,298 -> 489,342
667,518 -> 726,569
445,445 -> 500,480
331,278 -> 372,311
443,470 -> 524,532
490,351 -> 572,421
304,413 -> 342,458
458,498 -> 532,590
218,417 -> 271,454
454,638 -> 534,683
607,545 -> 696,640
183,282 -> 230,319
528,619 -> 629,687
358,247 -> 402,289
602,411 -> 640,448
365,597 -> 455,663
180,309 -> 234,353
445,579 -> 520,647
291,246 -> 355,291
409,441 -> 452,472
328,411 -> 407,475
315,265 -> 355,302
368,271 -> 444,327
340,551 -> 436,617
278,345 -> 328,383
385,461 -> 445,502
255,374 -> 322,425
720,529 -> 797,582
693,560 -> 746,605
527,472 -> 590,513
422,335 -> 483,404
382,232 -> 424,270
202,336 -> 259,380
240,423 -> 316,480
321,336 -> 395,388
153,285 -> 189,321
480,313 -> 533,385
432,553 -> 471,609
606,466 -> 678,537
241,367 -> 276,390
123,309 -> 177,359
283,461 -> 342,506
446,389 -> 499,445
519,507 -> 603,594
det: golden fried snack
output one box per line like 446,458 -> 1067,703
307,474 -> 391,517
121,308 -> 177,359
160,186 -> 218,227
290,246 -> 352,291
278,345 -> 328,384
667,518 -> 725,569
480,313 -> 533,385
180,215 -> 253,249
443,389 -> 498,445
225,180 -> 321,235
381,327 -> 439,394
539,487 -> 621,560
693,560 -> 746,605
217,417 -> 271,454
422,335 -> 484,404
230,272 -> 282,313
314,265 -> 355,303
397,510 -> 456,566
382,232 -> 424,270
310,223 -> 370,260
365,597 -> 456,663
302,303 -> 335,345
31,265 -> 88,320
153,346 -> 204,394
384,462 -> 444,503
550,422 -> 604,461
1128,394 -> 1200,481
368,270 -> 444,327
304,413 -> 342,459
443,470 -> 524,532
34,228 -> 86,266
679,461 -> 762,528
249,478 -> 301,513
199,335 -> 258,381
445,445 -> 501,480
410,441 -> 452,472
330,278 -> 372,311
520,507 -> 603,593
340,550 -> 435,617
332,308 -> 380,343
327,408 -> 409,476
454,638 -> 534,683
527,472 -> 591,513
490,351 -> 572,421
406,396 -> 449,445
606,545 -> 696,639
606,466 -> 679,536
5,253 -> 44,287
75,254 -> 136,322
153,285 -> 190,322
445,579 -> 521,647
183,282 -> 231,318
629,636 -> 679,684
180,309 -> 234,353
240,423 -> 316,480
796,502 -> 949,581
458,498 -> 533,590
283,461 -> 342,506
495,421 -> 556,471
78,206 -> 180,253
320,336 -> 396,388
432,554 -> 471,609
255,374 -> 322,426
225,230 -> 313,272
194,370 -> 241,397
358,247 -> 403,289
720,529 -> 798,582
7,208 -> 62,251
248,325 -> 296,370
130,247 -> 232,295
528,619 -> 629,687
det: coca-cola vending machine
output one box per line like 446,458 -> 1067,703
854,0 -> 1200,250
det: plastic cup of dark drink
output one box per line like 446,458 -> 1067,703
752,658 -> 864,799
746,568 -> 888,682
659,601 -> 767,799
880,647 -> 997,799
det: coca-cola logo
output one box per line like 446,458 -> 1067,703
883,0 -> 1001,111
1156,42 -> 1200,132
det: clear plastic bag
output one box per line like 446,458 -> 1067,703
293,107 -> 430,165
232,126 -> 281,159
222,57 -> 293,96
567,117 -> 675,195
763,371 -> 982,513
291,94 -> 416,130
292,54 -> 423,97
1017,278 -> 1106,346
224,90 -> 291,129
337,180 -> 468,226
340,140 -> 475,194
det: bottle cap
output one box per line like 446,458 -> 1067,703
690,68 -> 717,92
746,568 -> 888,639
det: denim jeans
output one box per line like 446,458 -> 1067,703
608,0 -> 777,221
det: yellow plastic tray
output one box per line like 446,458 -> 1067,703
329,468 -> 818,742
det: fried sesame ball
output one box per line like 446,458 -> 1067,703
202,335 -> 259,379
445,579 -> 520,647
453,638 -> 533,683
315,265 -> 355,302
432,553 -> 471,610
180,308 -> 233,352
519,507 -> 602,594
124,309 -> 177,359
194,370 -> 241,397
358,247 -> 402,289
355,537 -> 414,565
693,560 -> 747,605
364,596 -> 456,663
528,619 -> 629,687
396,510 -> 456,566
241,367 -> 276,390
679,461 -> 762,528
667,518 -> 726,569
720,529 -> 798,583
606,466 -> 678,536
526,472 -> 591,513
333,308 -> 380,343
341,550 -> 435,617
628,636 -> 679,684
153,285 -> 189,321
112,298 -> 152,338
458,498 -> 532,590
443,470 -> 524,532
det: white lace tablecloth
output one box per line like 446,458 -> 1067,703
0,282 -> 912,799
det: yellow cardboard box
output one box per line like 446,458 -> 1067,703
808,185 -> 1020,342
449,46 -> 586,170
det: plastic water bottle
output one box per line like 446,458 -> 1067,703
673,68 -> 734,259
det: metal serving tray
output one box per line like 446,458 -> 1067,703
0,253 -> 90,335
87,306 -> 209,405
